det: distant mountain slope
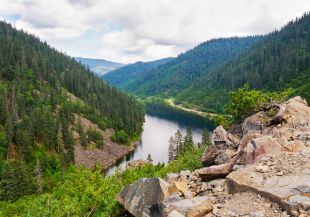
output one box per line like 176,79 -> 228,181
103,57 -> 173,89
75,57 -> 125,76
122,36 -> 262,97
176,12 -> 310,112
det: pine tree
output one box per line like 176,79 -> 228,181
168,136 -> 176,162
15,115 -> 34,162
147,153 -> 153,163
201,129 -> 211,147
5,115 -> 14,146
77,117 -> 87,147
0,160 -> 35,201
174,130 -> 183,155
34,158 -> 43,194
183,127 -> 194,151
61,119 -> 75,164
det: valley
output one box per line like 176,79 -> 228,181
1,3 -> 310,217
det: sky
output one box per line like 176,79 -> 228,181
0,0 -> 310,63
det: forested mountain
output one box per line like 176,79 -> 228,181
0,21 -> 144,201
120,36 -> 262,96
103,57 -> 173,89
176,12 -> 310,112
75,57 -> 125,76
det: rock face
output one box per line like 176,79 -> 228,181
117,97 -> 310,217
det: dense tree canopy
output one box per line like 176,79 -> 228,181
106,36 -> 262,98
177,12 -> 310,112
0,21 -> 145,202
103,57 -> 173,89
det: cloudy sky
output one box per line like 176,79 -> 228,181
0,0 -> 309,63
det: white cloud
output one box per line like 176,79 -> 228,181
0,0 -> 310,63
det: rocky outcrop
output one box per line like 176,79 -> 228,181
227,150 -> 310,216
117,97 -> 310,217
202,126 -> 239,166
73,113 -> 139,170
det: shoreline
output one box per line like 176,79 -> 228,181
165,98 -> 218,118
104,139 -> 140,170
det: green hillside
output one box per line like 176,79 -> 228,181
103,57 -> 173,89
124,36 -> 262,97
176,12 -> 310,113
0,20 -> 144,201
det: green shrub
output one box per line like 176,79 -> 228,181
87,129 -> 104,148
110,130 -> 129,144
0,147 -> 204,216
226,84 -> 293,122
212,114 -> 231,128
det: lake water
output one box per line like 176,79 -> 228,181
105,104 -> 214,176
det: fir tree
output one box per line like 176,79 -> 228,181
200,129 -> 211,147
147,153 -> 153,163
34,158 -> 43,194
0,160 -> 35,201
183,127 -> 194,151
168,136 -> 176,162
77,117 -> 88,147
174,130 -> 183,155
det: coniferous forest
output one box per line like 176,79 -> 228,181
0,21 -> 144,204
1,4 -> 310,216
104,12 -> 310,114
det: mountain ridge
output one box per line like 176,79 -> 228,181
75,57 -> 125,76
103,57 -> 174,89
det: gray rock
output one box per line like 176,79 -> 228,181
212,126 -> 239,147
201,145 -> 222,166
214,149 -> 236,165
165,192 -> 182,204
116,177 -> 171,217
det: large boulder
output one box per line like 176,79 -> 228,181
202,126 -> 239,166
275,96 -> 310,126
227,150 -> 310,216
116,178 -> 171,217
195,161 -> 234,181
242,111 -> 266,135
214,149 -> 236,165
201,145 -> 222,166
212,126 -> 239,147
244,136 -> 287,164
